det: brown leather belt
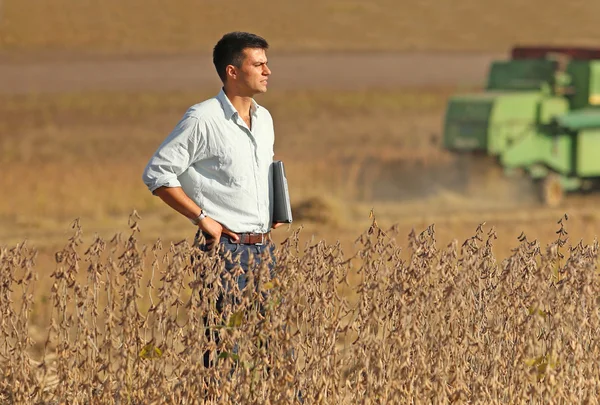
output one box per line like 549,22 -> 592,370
229,232 -> 271,245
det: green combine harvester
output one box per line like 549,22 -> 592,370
443,46 -> 600,207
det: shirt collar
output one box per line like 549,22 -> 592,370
216,88 -> 260,120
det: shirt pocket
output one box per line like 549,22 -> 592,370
216,144 -> 250,188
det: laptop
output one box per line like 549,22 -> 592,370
272,161 -> 293,223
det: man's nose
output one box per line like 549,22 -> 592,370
263,65 -> 271,75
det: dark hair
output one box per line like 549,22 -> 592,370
213,32 -> 269,83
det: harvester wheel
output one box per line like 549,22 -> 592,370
540,173 -> 563,208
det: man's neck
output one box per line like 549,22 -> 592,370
223,87 -> 253,118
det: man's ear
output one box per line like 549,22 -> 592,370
226,65 -> 237,81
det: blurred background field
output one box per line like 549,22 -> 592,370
1,0 -> 600,54
2,0 -> 600,270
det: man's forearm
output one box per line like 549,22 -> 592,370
153,186 -> 202,221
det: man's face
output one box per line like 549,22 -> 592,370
232,48 -> 271,95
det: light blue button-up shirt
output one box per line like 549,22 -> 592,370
142,89 -> 275,234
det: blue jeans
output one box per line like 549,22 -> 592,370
196,232 -> 276,306
194,232 -> 302,402
194,231 -> 276,367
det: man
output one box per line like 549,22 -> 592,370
142,32 -> 284,363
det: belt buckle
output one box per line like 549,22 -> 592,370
254,233 -> 264,245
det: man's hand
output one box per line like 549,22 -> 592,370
272,222 -> 286,229
151,187 -> 240,248
199,216 -> 239,248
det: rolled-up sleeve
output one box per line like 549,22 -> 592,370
142,114 -> 204,193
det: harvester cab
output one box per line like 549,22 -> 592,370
442,46 -> 600,207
